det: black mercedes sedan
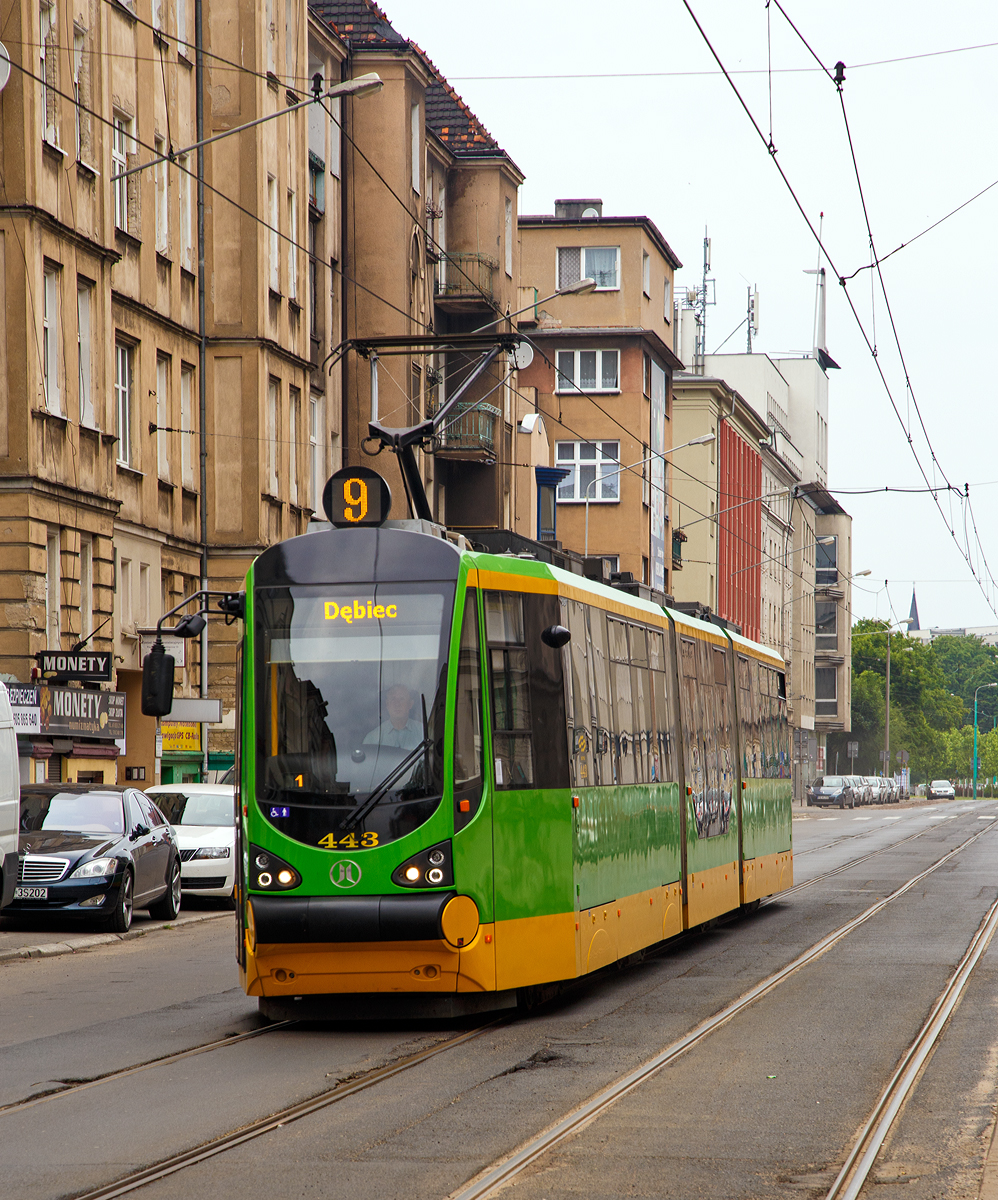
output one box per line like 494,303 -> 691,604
9,785 -> 181,932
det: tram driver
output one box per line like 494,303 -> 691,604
364,684 -> 422,751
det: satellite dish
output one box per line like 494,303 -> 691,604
509,341 -> 533,371
0,43 -> 10,93
581,207 -> 599,219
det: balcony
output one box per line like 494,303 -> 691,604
434,252 -> 498,313
432,400 -> 502,462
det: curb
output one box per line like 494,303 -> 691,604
0,909 -> 232,965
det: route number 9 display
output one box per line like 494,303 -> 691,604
322,466 -> 392,528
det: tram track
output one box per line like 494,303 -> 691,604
46,816 -> 995,1200
445,819 -> 998,1200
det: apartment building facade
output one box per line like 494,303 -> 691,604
0,0 -> 346,783
517,200 -> 683,592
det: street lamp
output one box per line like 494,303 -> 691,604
973,682 -> 997,799
583,434 -> 715,557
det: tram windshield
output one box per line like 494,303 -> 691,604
255,582 -> 454,847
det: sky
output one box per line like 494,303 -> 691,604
377,0 -> 997,632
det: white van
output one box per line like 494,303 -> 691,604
0,683 -> 19,910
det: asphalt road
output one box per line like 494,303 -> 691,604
2,798 -> 997,1200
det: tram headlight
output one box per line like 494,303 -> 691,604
392,840 -> 453,889
249,845 -> 301,891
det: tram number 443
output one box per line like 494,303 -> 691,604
318,832 -> 379,849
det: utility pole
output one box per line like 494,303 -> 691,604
884,630 -> 891,779
195,0 -> 208,780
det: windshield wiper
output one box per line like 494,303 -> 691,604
341,735 -> 432,831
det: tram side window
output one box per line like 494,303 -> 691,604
608,618 -> 636,785
679,637 -> 703,806
587,606 -> 614,784
486,592 -> 533,789
453,589 -> 482,795
565,599 -> 595,788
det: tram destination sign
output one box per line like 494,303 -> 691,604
322,466 -> 391,528
35,650 -> 113,681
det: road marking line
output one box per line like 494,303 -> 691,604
883,816 -> 902,820
819,818 -> 839,821
979,816 -> 996,821
852,817 -> 872,821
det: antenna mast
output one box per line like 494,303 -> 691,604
693,229 -> 716,374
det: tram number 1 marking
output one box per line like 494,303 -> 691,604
343,477 -> 368,523
319,832 -> 379,849
294,774 -> 304,787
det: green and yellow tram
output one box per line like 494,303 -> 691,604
235,515 -> 791,1019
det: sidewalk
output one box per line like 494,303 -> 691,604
0,907 -> 232,965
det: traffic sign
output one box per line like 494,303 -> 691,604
895,749 -> 909,764
879,749 -> 890,761
847,741 -> 858,758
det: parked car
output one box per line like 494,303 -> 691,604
9,785 -> 181,931
927,779 -> 956,800
864,777 -> 884,805
146,784 -> 236,900
844,775 -> 870,806
807,775 -> 856,808
0,684 -> 19,912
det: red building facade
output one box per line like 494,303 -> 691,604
717,421 -> 762,644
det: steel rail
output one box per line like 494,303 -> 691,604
446,821 -> 997,1200
69,1021 -> 501,1200
0,1022 -> 294,1115
824,893 -> 998,1200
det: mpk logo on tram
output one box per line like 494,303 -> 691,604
330,860 -> 362,888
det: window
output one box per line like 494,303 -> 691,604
79,534 -> 93,640
112,116 -> 132,232
643,352 -> 651,398
73,25 -> 91,160
642,444 -> 649,506
454,590 -> 483,813
40,0 -> 57,142
816,534 -> 837,586
504,196 -> 513,277
709,500 -> 715,537
46,528 -> 61,646
287,191 -> 297,301
42,263 -> 61,413
486,592 -> 532,788
139,562 -> 150,625
815,666 -> 837,717
264,0 -> 275,73
327,97 -> 341,178
178,154 -> 193,268
119,556 -> 133,629
308,217 -> 318,341
156,356 -> 170,480
289,386 -> 300,505
602,555 -> 619,574
155,137 -> 168,254
642,250 -> 650,297
663,275 -> 672,322
308,155 -> 324,213
284,0 -> 296,82
267,378 -> 279,494
268,176 -> 279,292
152,0 -> 161,30
555,349 -> 619,393
815,601 -> 837,651
77,280 -> 94,426
177,0 -> 187,50
309,391 -> 323,509
555,440 -> 620,503
115,343 -> 133,465
410,103 -> 420,195
180,366 -> 195,488
557,245 -> 620,290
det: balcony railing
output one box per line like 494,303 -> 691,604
435,252 -> 498,304
434,400 -> 502,456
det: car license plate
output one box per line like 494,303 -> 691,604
13,886 -> 48,900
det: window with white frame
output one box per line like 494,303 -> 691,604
555,440 -> 620,503
557,245 -> 619,290
39,0 -> 57,142
555,349 -> 619,393
328,97 -> 340,177
42,263 -> 61,413
815,666 -> 837,717
663,275 -> 672,322
79,534 -> 93,640
309,391 -> 323,509
289,386 -> 300,505
155,137 -> 169,254
156,355 -> 170,480
264,0 -> 275,74
115,343 -> 133,465
602,555 -> 619,575
112,116 -> 132,232
177,0 -> 187,51
642,250 -> 650,297
267,377 -> 279,494
268,176 -> 279,292
180,365 -> 195,488
73,25 -> 92,160
410,103 -> 420,195
178,154 -> 193,269
152,0 -> 161,30
816,534 -> 837,586
287,191 -> 297,301
78,280 -> 94,426
139,562 -> 150,626
46,528 -> 61,646
815,600 -> 837,652
504,196 -> 513,277
119,556 -> 133,630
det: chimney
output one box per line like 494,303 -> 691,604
554,198 -> 603,220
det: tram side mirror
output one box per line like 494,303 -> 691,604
141,641 -> 176,717
541,624 -> 571,649
174,612 -> 206,638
